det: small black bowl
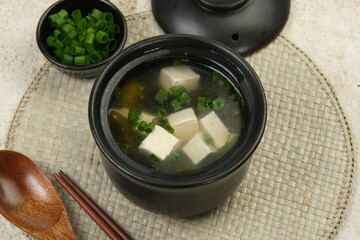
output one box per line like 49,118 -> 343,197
89,34 -> 267,217
36,0 -> 127,78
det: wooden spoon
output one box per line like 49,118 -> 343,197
0,150 -> 77,240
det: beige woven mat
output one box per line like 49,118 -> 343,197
6,11 -> 354,240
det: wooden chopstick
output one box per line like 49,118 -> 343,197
53,171 -> 132,240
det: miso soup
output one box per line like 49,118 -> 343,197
108,57 -> 247,174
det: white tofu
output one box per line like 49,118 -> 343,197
167,108 -> 199,141
110,107 -> 129,118
199,111 -> 231,149
182,132 -> 213,164
159,65 -> 200,91
139,111 -> 155,123
139,125 -> 179,160
110,107 -> 155,123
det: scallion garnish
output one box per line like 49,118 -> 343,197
197,96 -> 225,111
197,97 -> 207,111
212,96 -> 225,110
150,154 -> 161,169
169,151 -> 180,161
46,8 -> 121,66
137,121 -> 147,132
170,85 -> 186,97
128,111 -> 140,124
203,133 -> 214,145
172,58 -> 189,66
137,121 -> 155,133
157,108 -> 168,117
155,88 -> 169,104
178,92 -> 190,104
164,124 -> 175,134
171,99 -> 182,111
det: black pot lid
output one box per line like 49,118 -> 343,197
151,0 -> 290,55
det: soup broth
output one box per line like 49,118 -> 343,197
108,57 -> 247,174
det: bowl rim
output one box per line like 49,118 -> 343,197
89,34 -> 267,188
36,0 -> 127,71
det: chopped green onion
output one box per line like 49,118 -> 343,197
53,29 -> 62,38
178,92 -> 190,104
203,133 -> 214,145
150,154 -> 161,169
95,20 -> 107,31
61,23 -> 74,33
54,49 -> 63,59
101,50 -> 109,58
212,96 -> 225,110
171,99 -> 182,111
128,111 -> 140,124
63,45 -> 72,55
53,39 -> 64,49
152,116 -> 165,126
107,31 -> 115,40
146,122 -> 156,133
91,8 -> 103,21
197,97 -> 207,111
71,46 -> 86,55
87,27 -> 95,34
84,33 -> 95,47
95,31 -> 108,44
108,23 -> 120,33
106,39 -> 118,52
138,121 -> 156,133
157,108 -> 168,117
138,121 -> 147,132
170,85 -> 186,97
164,124 -> 174,134
65,30 -> 78,40
49,14 -> 66,28
57,9 -> 69,19
89,50 -> 103,63
72,40 -> 82,47
46,36 -> 57,47
103,12 -> 114,22
46,8 -> 121,66
169,151 -> 180,161
71,9 -> 82,24
65,18 -> 74,25
155,88 -> 169,104
74,56 -> 89,66
172,58 -> 189,66
61,54 -> 73,65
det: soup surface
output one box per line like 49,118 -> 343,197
108,57 -> 247,174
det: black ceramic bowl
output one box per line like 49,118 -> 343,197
89,34 -> 267,217
36,0 -> 127,78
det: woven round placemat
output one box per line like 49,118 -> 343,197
5,11 -> 354,240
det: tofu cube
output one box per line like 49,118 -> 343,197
139,111 -> 155,123
167,108 -> 199,141
110,107 -> 129,118
182,132 -> 214,164
139,125 -> 179,160
159,65 -> 200,91
110,107 -> 155,123
199,111 -> 231,149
